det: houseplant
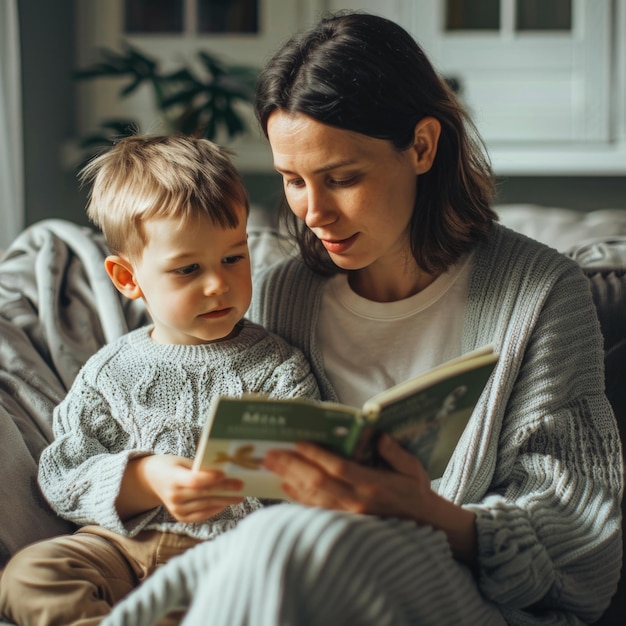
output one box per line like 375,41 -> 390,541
74,43 -> 259,153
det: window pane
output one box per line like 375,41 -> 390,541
198,0 -> 259,33
446,0 -> 500,31
125,0 -> 184,33
517,0 -> 572,31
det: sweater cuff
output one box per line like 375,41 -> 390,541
96,450 -> 161,536
465,503 -> 554,608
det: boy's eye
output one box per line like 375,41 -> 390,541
174,264 -> 199,275
223,255 -> 244,265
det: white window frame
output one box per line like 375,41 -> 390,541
407,1 -> 611,141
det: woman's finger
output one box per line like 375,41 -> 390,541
263,447 -> 358,508
264,440 -> 436,519
292,442 -> 366,481
377,434 -> 427,479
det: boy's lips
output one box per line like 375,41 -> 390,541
319,233 -> 359,254
200,307 -> 233,319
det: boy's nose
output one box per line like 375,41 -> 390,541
204,273 -> 229,296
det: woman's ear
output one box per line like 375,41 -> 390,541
410,116 -> 441,174
104,255 -> 143,300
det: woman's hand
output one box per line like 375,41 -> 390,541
264,434 -> 431,517
116,454 -> 244,523
263,435 -> 477,562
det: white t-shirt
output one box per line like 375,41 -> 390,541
317,254 -> 473,408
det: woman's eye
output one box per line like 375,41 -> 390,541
285,177 -> 305,189
330,176 -> 356,187
174,264 -> 199,275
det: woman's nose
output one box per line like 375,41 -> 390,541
304,186 -> 336,229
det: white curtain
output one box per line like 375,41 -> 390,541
0,0 -> 24,250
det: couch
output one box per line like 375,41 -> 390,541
498,206 -> 626,626
0,205 -> 623,625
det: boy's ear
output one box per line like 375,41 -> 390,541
104,255 -> 143,300
409,116 -> 441,175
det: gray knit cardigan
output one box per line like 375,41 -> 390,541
248,222 -> 623,622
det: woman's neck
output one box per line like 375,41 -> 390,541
347,263 -> 439,302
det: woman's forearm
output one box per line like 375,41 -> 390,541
425,492 -> 477,564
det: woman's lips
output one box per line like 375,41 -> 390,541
320,233 -> 359,254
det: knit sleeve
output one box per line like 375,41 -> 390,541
250,257 -> 337,401
38,367 -> 159,534
255,335 -> 321,402
467,264 -> 623,623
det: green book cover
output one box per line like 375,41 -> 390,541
193,346 -> 498,499
193,397 -> 366,499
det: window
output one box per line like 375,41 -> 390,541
124,0 -> 259,34
446,0 -> 500,31
125,0 -> 184,33
198,0 -> 258,33
516,0 -> 572,31
445,0 -> 572,32
76,0 -> 626,174
410,0 -> 611,145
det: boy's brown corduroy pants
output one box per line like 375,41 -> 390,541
0,525 -> 201,626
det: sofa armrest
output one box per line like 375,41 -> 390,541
566,237 -> 626,353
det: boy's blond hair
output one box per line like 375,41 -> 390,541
80,134 -> 250,259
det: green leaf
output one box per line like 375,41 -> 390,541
74,43 -> 259,144
223,106 -> 245,138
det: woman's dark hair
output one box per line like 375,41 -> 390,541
255,11 -> 497,275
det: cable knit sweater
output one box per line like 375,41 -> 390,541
248,223 -> 623,624
38,320 -> 320,541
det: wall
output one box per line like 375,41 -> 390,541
495,176 -> 626,211
17,2 -> 626,233
19,0 -> 89,228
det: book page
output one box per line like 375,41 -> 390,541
368,359 -> 498,479
362,345 -> 497,416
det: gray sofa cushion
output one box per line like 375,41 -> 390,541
567,237 -> 626,625
567,237 -> 626,351
0,220 -> 149,571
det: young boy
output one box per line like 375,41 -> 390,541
0,135 -> 319,626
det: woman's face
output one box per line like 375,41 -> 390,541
267,111 -> 423,277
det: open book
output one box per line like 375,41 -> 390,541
193,345 -> 498,499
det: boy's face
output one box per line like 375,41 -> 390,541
130,208 -> 252,345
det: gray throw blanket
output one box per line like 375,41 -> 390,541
0,219 -> 149,567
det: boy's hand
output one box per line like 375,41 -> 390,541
117,454 -> 244,523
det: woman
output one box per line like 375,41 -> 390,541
103,11 -> 622,625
